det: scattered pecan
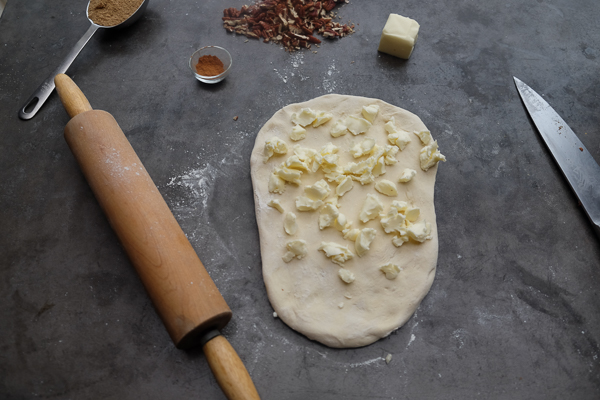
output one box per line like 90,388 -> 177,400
307,35 -> 321,44
222,0 -> 354,52
323,0 -> 337,11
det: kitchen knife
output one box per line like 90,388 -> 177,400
514,77 -> 600,240
54,74 -> 261,400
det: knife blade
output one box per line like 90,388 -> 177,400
514,77 -> 600,240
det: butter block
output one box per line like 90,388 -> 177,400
378,14 -> 420,59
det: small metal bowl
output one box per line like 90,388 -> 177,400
189,46 -> 232,84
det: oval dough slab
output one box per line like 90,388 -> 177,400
250,94 -> 440,348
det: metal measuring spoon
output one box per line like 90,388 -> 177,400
18,0 -> 149,120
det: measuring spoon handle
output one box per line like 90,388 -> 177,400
19,23 -> 99,120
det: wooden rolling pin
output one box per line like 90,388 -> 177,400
55,74 -> 260,400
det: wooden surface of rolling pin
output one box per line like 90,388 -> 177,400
55,74 -> 260,400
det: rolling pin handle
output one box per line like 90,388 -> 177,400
202,332 -> 261,400
54,74 -> 93,118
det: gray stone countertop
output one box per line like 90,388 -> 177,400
1,0 -> 599,399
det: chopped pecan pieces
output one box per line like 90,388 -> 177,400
222,0 -> 354,52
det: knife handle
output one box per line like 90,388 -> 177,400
593,223 -> 600,243
203,334 -> 261,400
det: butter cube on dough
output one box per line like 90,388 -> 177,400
378,14 -> 420,59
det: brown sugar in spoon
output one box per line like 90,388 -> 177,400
19,0 -> 149,120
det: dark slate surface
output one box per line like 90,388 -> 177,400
1,0 -> 600,399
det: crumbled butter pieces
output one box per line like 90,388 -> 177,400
350,138 -> 376,159
264,137 -> 288,162
344,145 -> 387,186
330,120 -> 348,138
319,203 -> 340,230
371,156 -> 386,178
361,105 -> 379,123
291,108 -> 318,127
420,140 -> 446,171
284,212 -> 298,235
338,268 -> 355,284
384,118 -> 398,134
392,235 -> 409,247
383,145 -> 399,165
378,13 -> 420,60
294,145 -> 320,172
388,131 -> 412,150
268,199 -> 284,213
407,220 -> 432,242
325,196 -> 338,208
398,168 -> 417,183
317,155 -> 340,174
323,166 -> 344,184
282,240 -> 308,262
414,130 -> 432,145
294,146 -> 318,162
380,263 -> 401,280
390,200 -> 409,213
375,179 -> 398,197
380,206 -> 406,234
343,228 -> 361,241
316,143 -> 340,173
405,207 -> 420,222
334,213 -> 350,232
344,160 -> 369,176
359,193 -> 384,223
290,125 -> 307,141
336,176 -> 354,197
318,242 -> 354,265
275,166 -> 302,185
379,200 -> 433,247
320,142 -> 339,156
345,115 -> 372,135
268,173 -> 286,194
305,179 -> 331,200
295,196 -> 324,211
285,155 -> 309,171
372,145 -> 386,161
385,119 -> 412,150
355,228 -> 376,257
313,111 -> 333,127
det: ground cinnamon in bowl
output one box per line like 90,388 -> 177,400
189,46 -> 232,84
195,55 -> 225,76
88,0 -> 144,27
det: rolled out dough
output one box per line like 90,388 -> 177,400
250,95 -> 440,348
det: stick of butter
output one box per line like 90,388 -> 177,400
378,13 -> 420,59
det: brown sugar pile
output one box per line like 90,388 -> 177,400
222,0 -> 354,52
88,0 -> 144,27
